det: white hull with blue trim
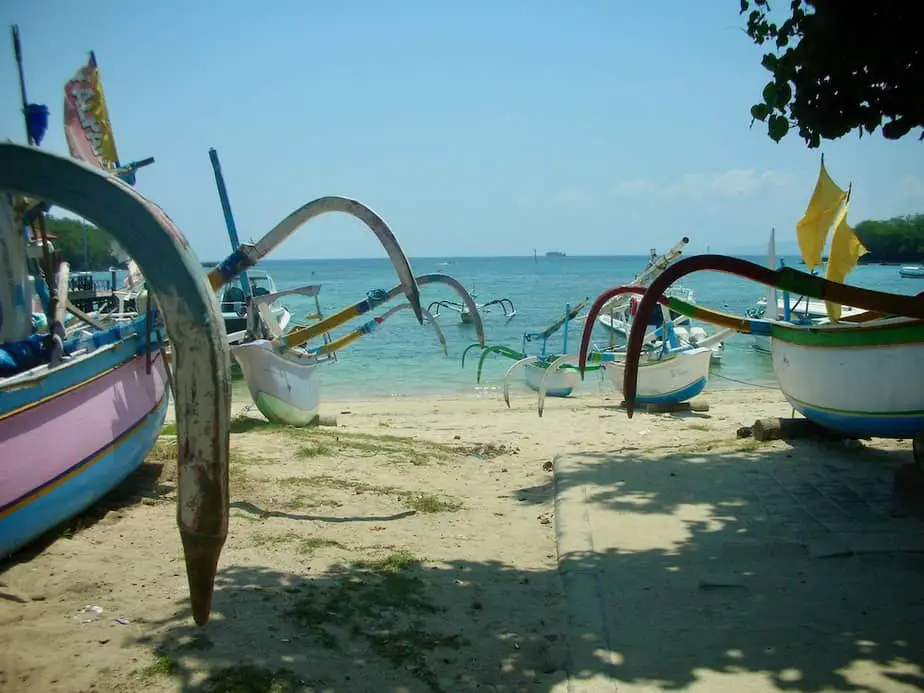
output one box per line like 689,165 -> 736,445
771,334 -> 924,438
602,347 -> 711,405
524,362 -> 578,397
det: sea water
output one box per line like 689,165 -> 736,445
89,255 -> 917,401
239,255 -> 917,401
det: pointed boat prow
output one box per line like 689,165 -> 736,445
0,143 -> 232,626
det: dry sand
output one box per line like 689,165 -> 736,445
1,386 -> 922,692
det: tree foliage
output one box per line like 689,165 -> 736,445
741,0 -> 924,147
43,215 -> 118,271
854,213 -> 924,264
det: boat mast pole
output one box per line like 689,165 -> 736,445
208,147 -> 252,299
10,25 -> 57,326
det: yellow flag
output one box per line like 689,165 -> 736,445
797,158 -> 847,271
824,202 -> 868,321
63,52 -> 121,172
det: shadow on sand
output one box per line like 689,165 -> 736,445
85,435 -> 924,692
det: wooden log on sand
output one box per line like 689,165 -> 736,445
646,398 -> 710,414
619,398 -> 710,414
751,417 -> 843,442
317,414 -> 338,427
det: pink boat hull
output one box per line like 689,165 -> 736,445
0,350 -> 168,557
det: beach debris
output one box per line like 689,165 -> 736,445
75,605 -> 104,623
454,441 -> 517,458
736,426 -> 753,438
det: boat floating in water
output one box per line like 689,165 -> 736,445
899,265 -> 924,279
463,299 -> 594,399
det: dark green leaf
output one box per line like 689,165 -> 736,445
776,81 -> 792,107
762,81 -> 778,107
740,0 -> 749,14
768,115 -> 790,142
760,53 -> 778,71
882,117 -> 912,140
750,103 -> 771,121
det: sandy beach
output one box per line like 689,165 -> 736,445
1,386 -> 922,692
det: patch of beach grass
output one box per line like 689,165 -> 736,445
199,665 -> 303,692
134,653 -> 177,681
737,438 -> 764,452
221,415 -> 516,465
287,550 -> 465,692
252,531 -> 346,554
278,475 -> 462,513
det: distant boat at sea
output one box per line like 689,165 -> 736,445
545,251 -> 566,258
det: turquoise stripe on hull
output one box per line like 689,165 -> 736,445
788,400 -> 924,439
0,395 -> 168,558
636,376 -> 707,406
525,381 -> 574,398
1,317 -> 165,417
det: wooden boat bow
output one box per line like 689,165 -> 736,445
0,143 -> 231,626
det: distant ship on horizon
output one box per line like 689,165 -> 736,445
545,250 -> 566,257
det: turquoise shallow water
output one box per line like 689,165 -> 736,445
217,254 -> 918,401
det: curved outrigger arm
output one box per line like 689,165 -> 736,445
537,353 -> 605,417
576,285 -> 670,382
426,299 -> 464,320
475,344 -> 525,383
304,303 -> 447,358
204,195 -> 423,326
0,143 -> 230,627
601,255 -> 924,418
502,355 -> 541,408
480,298 -> 517,321
270,271 -> 484,354
460,342 -> 486,369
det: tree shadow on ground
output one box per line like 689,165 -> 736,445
550,438 -> 924,692
118,437 -> 924,692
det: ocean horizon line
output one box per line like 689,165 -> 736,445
217,252 -> 781,264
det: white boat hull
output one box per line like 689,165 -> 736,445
524,362 -> 578,397
230,340 -> 321,426
771,331 -> 924,438
603,347 -> 711,405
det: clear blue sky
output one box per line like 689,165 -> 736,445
3,1 -> 922,259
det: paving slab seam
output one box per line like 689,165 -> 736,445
553,453 -> 621,692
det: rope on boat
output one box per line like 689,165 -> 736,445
710,372 -> 778,389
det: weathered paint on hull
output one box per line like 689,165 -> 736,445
524,363 -> 577,397
231,340 -> 321,426
0,350 -> 168,558
771,335 -> 924,438
602,347 -> 711,405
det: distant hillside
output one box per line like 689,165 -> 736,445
855,214 -> 924,263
